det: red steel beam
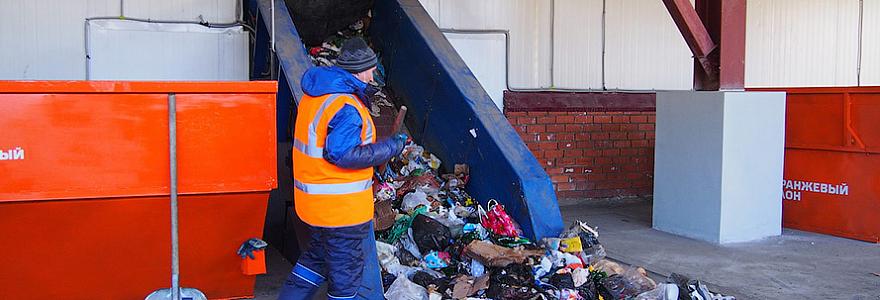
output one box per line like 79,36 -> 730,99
716,0 -> 746,90
663,0 -> 717,85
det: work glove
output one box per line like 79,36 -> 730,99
237,238 -> 268,260
391,133 -> 409,156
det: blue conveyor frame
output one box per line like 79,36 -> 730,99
252,0 -> 563,296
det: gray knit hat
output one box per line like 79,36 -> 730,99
336,37 -> 378,73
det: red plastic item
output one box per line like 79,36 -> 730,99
242,250 -> 268,276
751,86 -> 880,243
480,200 -> 523,237
0,81 -> 278,299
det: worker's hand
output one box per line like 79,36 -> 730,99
237,238 -> 268,260
392,133 -> 408,155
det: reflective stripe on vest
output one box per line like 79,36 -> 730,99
293,138 -> 323,159
293,178 -> 373,195
294,94 -> 374,158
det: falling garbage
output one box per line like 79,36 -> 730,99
301,13 -> 737,300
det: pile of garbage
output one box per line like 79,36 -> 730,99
369,142 -> 734,300
302,14 -> 736,300
305,17 -> 393,117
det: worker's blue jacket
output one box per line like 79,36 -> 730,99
300,66 -> 401,169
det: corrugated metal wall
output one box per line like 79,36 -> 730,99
861,0 -> 880,86
421,0 -> 553,89
422,0 -> 879,90
602,0 -> 693,90
552,0 -> 603,89
745,0 -> 861,87
421,0 -> 692,90
0,0 -> 238,80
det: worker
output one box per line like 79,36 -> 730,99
278,37 -> 407,300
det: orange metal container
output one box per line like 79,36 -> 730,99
0,81 -> 278,299
752,86 -> 880,243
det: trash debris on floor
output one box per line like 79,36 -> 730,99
369,142 -> 735,300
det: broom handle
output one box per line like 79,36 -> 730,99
168,93 -> 181,300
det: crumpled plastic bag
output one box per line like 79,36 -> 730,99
601,274 -> 644,299
594,259 -> 625,275
550,271 -> 576,289
402,190 -> 431,212
411,214 -> 453,253
377,241 -> 420,277
375,181 -> 396,202
385,275 -> 429,300
462,223 -> 489,240
635,283 -> 679,300
400,228 -> 423,259
381,206 -> 427,244
423,251 -> 451,269
426,205 -> 465,237
533,255 -> 554,279
541,237 -> 562,252
486,264 -> 540,299
479,200 -> 523,237
571,267 -> 591,288
620,266 -> 657,294
560,221 -> 606,265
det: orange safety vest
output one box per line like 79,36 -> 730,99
292,93 -> 377,227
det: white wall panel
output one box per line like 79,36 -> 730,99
552,0 -> 603,89
88,20 -> 247,81
745,0 -> 860,87
418,0 -> 441,23
444,32 -> 507,109
436,0 -> 552,89
603,0 -> 693,90
0,0 -> 241,80
0,0 -> 119,79
861,0 -> 880,86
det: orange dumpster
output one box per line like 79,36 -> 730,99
0,81 -> 278,299
752,86 -> 880,243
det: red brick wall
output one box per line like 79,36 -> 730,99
504,92 -> 656,199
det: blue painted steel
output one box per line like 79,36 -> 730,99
253,1 -> 384,298
251,9 -> 271,79
371,0 -> 564,240
256,0 -> 314,142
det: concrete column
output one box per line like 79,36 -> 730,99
653,91 -> 785,243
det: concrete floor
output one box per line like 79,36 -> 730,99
254,198 -> 880,300
558,197 -> 880,300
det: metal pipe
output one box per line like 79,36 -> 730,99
601,0 -> 607,90
84,20 -> 91,80
168,93 -> 180,300
549,0 -> 555,88
857,0 -> 864,86
271,0 -> 276,52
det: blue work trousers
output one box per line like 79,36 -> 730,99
278,221 -> 371,300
